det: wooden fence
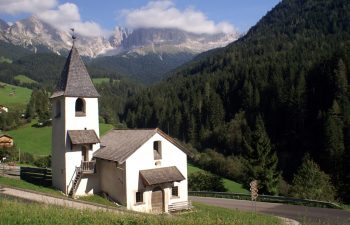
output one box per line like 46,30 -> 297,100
189,191 -> 342,209
20,167 -> 52,187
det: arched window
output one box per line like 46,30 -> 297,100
75,98 -> 86,116
55,100 -> 61,118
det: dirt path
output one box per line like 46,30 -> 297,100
0,186 -> 119,212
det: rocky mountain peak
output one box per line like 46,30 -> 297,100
0,17 -> 239,57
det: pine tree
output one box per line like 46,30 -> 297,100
334,59 -> 347,99
290,155 -> 335,201
322,110 -> 345,187
244,116 -> 280,195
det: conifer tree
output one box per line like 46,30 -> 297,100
290,155 -> 335,201
322,110 -> 345,187
244,116 -> 280,195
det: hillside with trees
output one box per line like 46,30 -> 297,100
121,0 -> 350,202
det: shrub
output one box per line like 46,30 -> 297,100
20,152 -> 35,164
188,171 -> 227,192
34,155 -> 51,168
0,146 -> 19,162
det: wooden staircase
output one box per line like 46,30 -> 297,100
68,169 -> 82,198
67,161 -> 96,198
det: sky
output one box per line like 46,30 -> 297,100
0,0 -> 280,37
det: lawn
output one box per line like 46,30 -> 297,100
92,77 -> 110,85
0,56 -> 12,63
7,120 -> 114,156
188,163 -> 249,193
0,82 -> 32,108
0,196 -> 282,225
14,75 -> 38,84
0,176 -> 61,197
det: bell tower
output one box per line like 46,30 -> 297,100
51,37 -> 100,196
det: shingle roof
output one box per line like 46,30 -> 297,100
93,128 -> 191,163
140,166 -> 185,186
51,45 -> 99,98
68,130 -> 100,145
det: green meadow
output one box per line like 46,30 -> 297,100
0,82 -> 32,108
7,120 -> 114,156
188,163 -> 249,193
14,75 -> 38,84
0,197 -> 281,225
92,77 -> 110,85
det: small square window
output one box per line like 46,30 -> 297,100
172,186 -> 179,197
136,191 -> 143,203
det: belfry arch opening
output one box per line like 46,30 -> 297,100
75,98 -> 86,116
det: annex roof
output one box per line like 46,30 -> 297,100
50,45 -> 99,98
93,128 -> 191,163
140,166 -> 185,186
0,134 -> 13,139
68,130 -> 100,145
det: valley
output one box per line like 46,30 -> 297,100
0,0 -> 350,223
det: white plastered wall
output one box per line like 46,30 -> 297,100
125,133 -> 188,213
52,96 -> 100,195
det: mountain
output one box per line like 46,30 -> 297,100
90,51 -> 194,84
0,16 -> 238,83
0,16 -> 112,57
121,0 -> 350,201
0,16 -> 238,58
0,19 -> 9,31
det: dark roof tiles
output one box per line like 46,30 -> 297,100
93,128 -> 191,163
68,130 -> 100,145
140,166 -> 185,186
51,46 -> 99,98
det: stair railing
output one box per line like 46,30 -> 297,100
66,166 -> 79,195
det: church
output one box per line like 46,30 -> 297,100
50,43 -> 190,213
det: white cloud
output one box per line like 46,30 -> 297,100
122,1 -> 236,34
0,1 -> 107,37
0,0 -> 57,15
36,3 -> 107,37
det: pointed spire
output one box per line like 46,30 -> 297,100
71,28 -> 77,46
51,43 -> 99,98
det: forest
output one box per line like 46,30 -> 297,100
119,0 -> 350,202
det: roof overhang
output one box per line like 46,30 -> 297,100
68,130 -> 100,145
140,166 -> 185,186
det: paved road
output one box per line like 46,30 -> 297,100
190,196 -> 350,225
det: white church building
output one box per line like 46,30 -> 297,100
50,43 -> 190,213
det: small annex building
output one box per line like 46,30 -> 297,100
50,41 -> 190,213
0,134 -> 14,148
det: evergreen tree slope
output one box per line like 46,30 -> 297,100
123,0 -> 350,201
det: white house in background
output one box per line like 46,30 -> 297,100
0,105 -> 8,113
51,41 -> 190,213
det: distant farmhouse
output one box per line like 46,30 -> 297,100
0,105 -> 8,113
0,134 -> 14,148
51,42 -> 190,213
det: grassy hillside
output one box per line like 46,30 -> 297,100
7,121 -> 114,156
92,77 -> 110,85
0,197 -> 281,225
14,75 -> 38,84
188,164 -> 249,193
0,82 -> 31,108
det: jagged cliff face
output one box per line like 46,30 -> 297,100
0,16 -> 112,57
0,16 -> 239,57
